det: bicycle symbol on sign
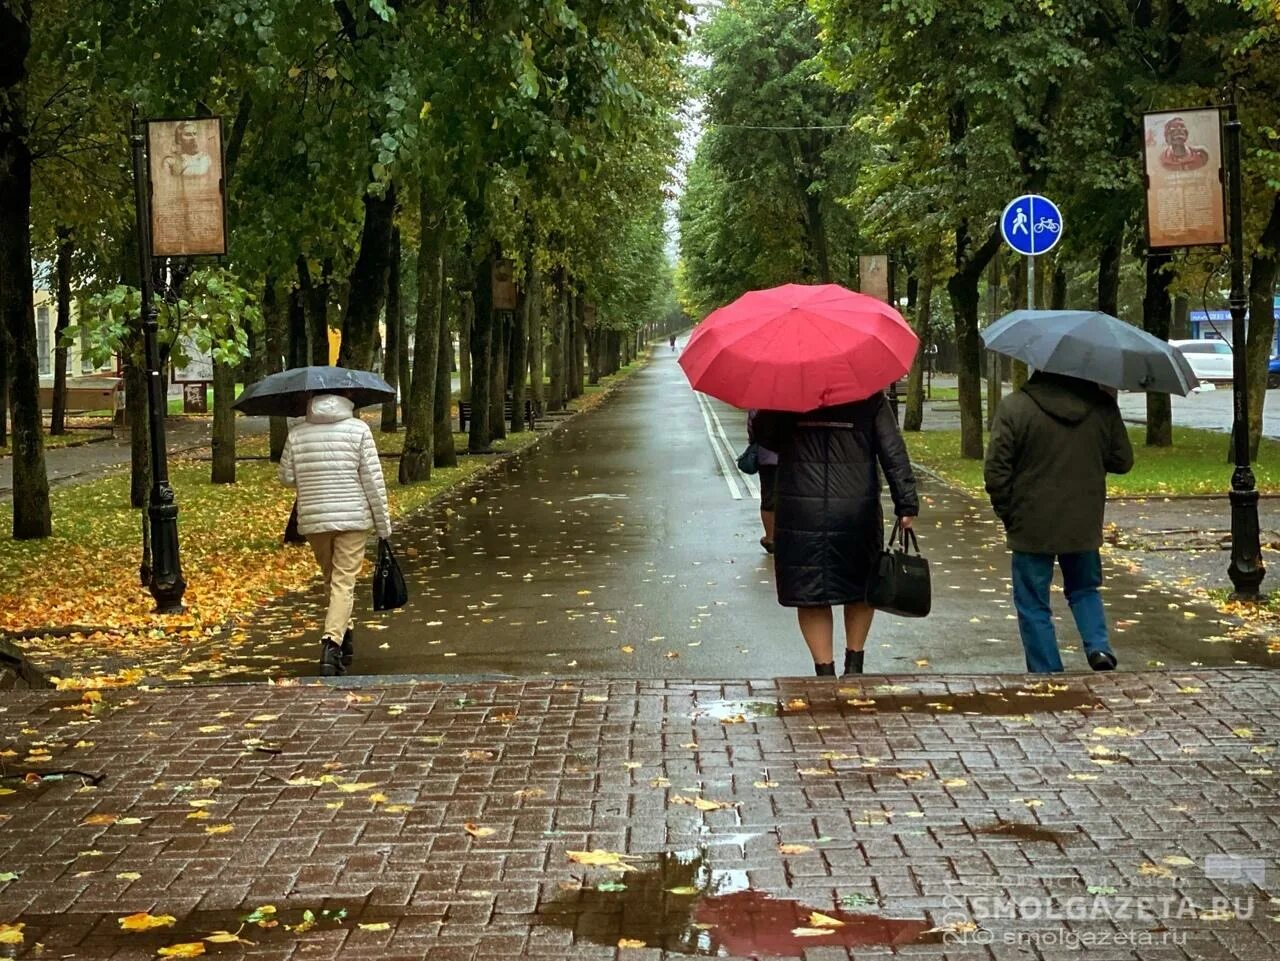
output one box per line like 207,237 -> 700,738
1033,216 -> 1060,235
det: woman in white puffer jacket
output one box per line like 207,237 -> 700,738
280,393 -> 392,677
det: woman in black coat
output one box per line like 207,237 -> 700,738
754,392 -> 919,676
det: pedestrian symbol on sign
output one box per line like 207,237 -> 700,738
1011,209 -> 1029,236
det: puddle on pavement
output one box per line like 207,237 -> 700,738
694,684 -> 1102,724
974,820 -> 1078,845
692,700 -> 782,722
539,848 -> 941,955
833,683 -> 1104,716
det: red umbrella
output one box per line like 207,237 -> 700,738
679,283 -> 918,411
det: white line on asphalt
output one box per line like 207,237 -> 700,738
695,391 -> 744,500
703,396 -> 760,499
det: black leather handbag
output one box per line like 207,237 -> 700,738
736,442 -> 760,475
867,521 -> 931,617
372,538 -> 409,611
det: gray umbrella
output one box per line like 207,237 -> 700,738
233,366 -> 395,417
981,309 -> 1200,395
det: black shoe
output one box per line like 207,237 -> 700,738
814,662 -> 836,677
843,650 -> 865,676
1087,650 -> 1117,672
320,639 -> 345,677
340,628 -> 354,668
760,537 -> 774,555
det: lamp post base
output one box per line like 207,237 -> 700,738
1227,469 -> 1266,602
147,494 -> 187,614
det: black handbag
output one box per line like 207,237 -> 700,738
372,538 -> 409,611
736,442 -> 760,475
867,521 -> 931,617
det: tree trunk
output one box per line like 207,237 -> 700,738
50,226 -> 73,435
262,277 -> 289,462
286,284 -> 307,369
570,289 -> 586,399
381,226 -> 402,432
904,258 -> 934,432
459,292 -> 472,400
398,251 -> 412,434
509,256 -> 530,434
529,265 -> 544,414
1097,231 -> 1122,315
433,278 -> 456,468
1143,251 -> 1174,448
803,190 -> 831,283
400,202 -> 443,484
0,325 -> 7,448
1050,260 -> 1068,310
548,271 -> 565,411
947,229 -> 1001,460
0,2 -> 51,537
489,307 -> 507,442
1246,193 -> 1280,460
468,251 -> 494,452
297,256 -> 332,366
211,356 -> 236,483
339,181 -> 397,370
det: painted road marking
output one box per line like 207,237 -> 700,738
694,390 -> 745,500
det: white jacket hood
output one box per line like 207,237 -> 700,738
307,393 -> 355,424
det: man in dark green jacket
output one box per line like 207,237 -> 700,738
984,372 -> 1134,673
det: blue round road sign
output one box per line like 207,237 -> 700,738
1001,194 -> 1063,256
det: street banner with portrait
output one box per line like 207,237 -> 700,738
1143,108 -> 1226,249
147,117 -> 227,257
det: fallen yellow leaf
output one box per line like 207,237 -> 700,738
118,912 -> 176,932
778,843 -> 812,855
617,938 -> 646,948
809,911 -> 845,928
156,943 -> 205,957
464,823 -> 495,838
0,923 -> 23,945
358,921 -> 391,931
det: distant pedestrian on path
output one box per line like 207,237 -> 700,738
670,334 -> 677,351
984,372 -> 1133,673
280,393 -> 392,677
754,394 -> 919,677
746,409 -> 779,553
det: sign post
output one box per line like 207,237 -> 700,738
1000,194 -> 1064,310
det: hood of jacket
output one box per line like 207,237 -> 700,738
1021,372 -> 1101,426
306,393 -> 355,424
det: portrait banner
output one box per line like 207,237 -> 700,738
148,117 -> 227,257
859,254 -> 889,303
1143,108 -> 1226,250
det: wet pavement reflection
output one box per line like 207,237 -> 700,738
538,848 -> 941,955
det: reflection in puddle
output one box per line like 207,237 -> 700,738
692,700 -> 781,722
834,683 -> 1104,716
539,848 -> 941,956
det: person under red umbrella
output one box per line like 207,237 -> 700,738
684,283 -> 922,675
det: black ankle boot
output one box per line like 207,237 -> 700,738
814,662 -> 836,676
320,638 -> 345,678
843,650 -> 865,676
340,628 -> 355,668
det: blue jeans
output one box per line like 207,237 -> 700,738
1011,551 -> 1113,673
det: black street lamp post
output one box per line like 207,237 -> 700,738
130,105 -> 187,613
1224,102 -> 1265,600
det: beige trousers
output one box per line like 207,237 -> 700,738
306,530 -> 369,641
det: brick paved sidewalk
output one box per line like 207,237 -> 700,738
1,670 -> 1278,959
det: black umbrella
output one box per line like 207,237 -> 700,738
232,366 -> 396,417
981,309 -> 1200,396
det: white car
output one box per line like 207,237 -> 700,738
1171,339 -> 1234,383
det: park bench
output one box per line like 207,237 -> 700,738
38,376 -> 122,414
457,398 -> 536,432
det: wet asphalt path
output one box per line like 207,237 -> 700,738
237,347 -> 1254,679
